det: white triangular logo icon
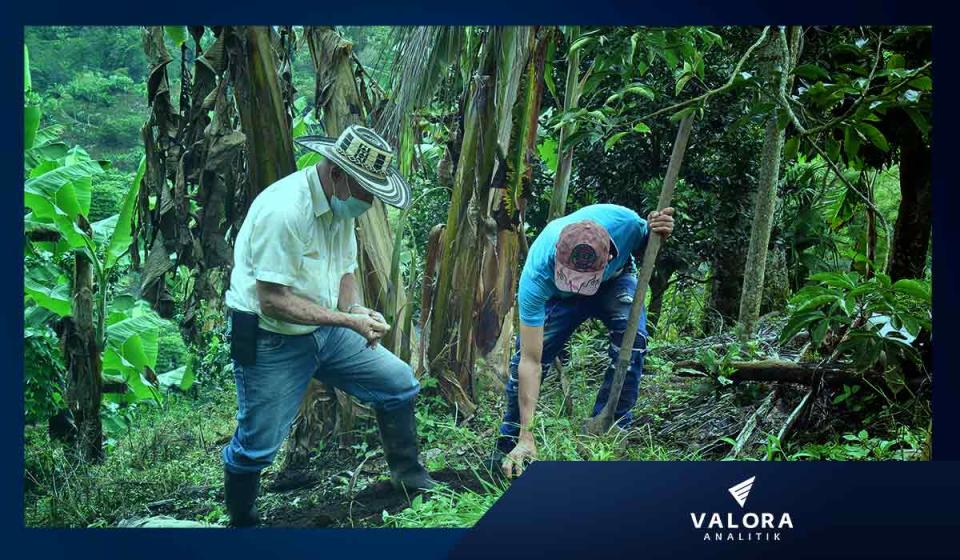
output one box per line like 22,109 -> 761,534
728,476 -> 755,508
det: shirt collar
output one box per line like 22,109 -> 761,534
306,164 -> 332,218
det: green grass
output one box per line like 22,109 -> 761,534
24,387 -> 237,527
23,317 -> 930,528
382,481 -> 504,528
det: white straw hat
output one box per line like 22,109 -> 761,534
296,125 -> 412,209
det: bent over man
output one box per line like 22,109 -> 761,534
493,203 -> 675,477
222,125 -> 434,527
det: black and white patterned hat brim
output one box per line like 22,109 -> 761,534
296,136 -> 412,210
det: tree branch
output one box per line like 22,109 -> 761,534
635,26 -> 772,123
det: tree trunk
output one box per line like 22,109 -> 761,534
227,26 -> 296,199
738,28 -> 802,338
62,229 -> 103,461
887,117 -> 931,281
705,183 -> 753,333
738,118 -> 785,336
547,26 -> 580,222
425,27 -> 533,419
760,244 -> 789,315
865,172 -> 877,279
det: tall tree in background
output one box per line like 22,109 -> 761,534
547,26 -> 581,221
885,30 -> 932,282
738,26 -> 802,338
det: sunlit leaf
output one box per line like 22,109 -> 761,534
164,26 -> 189,47
604,131 -> 631,152
105,156 -> 146,270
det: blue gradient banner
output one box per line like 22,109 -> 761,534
451,461 -> 960,559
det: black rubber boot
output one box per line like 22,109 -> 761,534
375,400 -> 437,492
224,468 -> 260,527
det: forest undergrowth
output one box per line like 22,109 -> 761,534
24,314 -> 929,528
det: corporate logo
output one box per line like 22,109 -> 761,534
729,476 -> 755,507
690,476 -> 794,542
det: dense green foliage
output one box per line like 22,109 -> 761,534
23,25 -> 932,528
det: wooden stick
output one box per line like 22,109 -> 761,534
555,358 -> 574,418
726,388 -> 778,459
583,114 -> 695,435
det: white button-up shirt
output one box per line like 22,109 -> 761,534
225,165 -> 358,335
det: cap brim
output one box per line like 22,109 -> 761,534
295,136 -> 412,209
555,265 -> 603,296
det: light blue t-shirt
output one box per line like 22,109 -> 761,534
518,204 -> 649,327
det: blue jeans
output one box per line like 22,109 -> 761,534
222,323 -> 420,474
498,272 -> 648,449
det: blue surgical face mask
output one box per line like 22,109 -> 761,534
330,195 -> 372,219
327,169 -> 373,219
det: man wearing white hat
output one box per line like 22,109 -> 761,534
222,125 -> 432,527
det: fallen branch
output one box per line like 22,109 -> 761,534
776,387 -> 814,445
673,359 -> 856,386
726,388 -> 778,459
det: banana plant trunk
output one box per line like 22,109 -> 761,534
62,220 -> 103,461
425,27 -> 534,420
477,28 -> 548,384
283,27 -> 414,468
547,26 -> 581,222
228,26 -> 296,199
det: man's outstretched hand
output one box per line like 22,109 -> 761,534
647,206 -> 675,238
501,435 -> 538,479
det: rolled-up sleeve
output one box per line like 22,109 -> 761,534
249,205 -> 304,286
342,218 -> 359,276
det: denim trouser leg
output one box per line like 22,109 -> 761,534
496,273 -> 648,453
223,325 -> 420,474
590,273 -> 648,428
498,297 -> 589,451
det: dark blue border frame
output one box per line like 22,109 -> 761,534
6,3 -> 955,558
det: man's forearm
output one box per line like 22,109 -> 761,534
517,356 -> 542,440
261,289 -> 354,328
337,272 -> 363,312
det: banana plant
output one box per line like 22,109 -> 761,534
24,47 -> 191,419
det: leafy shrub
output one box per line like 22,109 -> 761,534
156,321 -> 189,374
57,70 -> 135,106
781,270 -> 931,370
88,169 -> 132,221
24,324 -> 66,425
87,112 -> 143,149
